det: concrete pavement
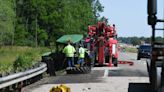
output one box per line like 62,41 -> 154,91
23,52 -> 150,92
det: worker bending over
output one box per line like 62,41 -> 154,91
63,40 -> 76,67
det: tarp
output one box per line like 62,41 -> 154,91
56,34 -> 83,44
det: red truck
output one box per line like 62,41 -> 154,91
86,20 -> 119,66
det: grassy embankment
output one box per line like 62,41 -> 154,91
124,47 -> 137,53
0,46 -> 137,74
0,46 -> 51,74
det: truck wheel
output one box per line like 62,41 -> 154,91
150,61 -> 158,92
105,56 -> 109,63
112,58 -> 118,67
160,60 -> 164,92
114,63 -> 118,67
66,66 -> 91,74
137,55 -> 140,60
146,60 -> 150,77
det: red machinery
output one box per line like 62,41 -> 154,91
86,21 -> 119,66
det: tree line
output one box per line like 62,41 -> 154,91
0,0 -> 104,47
118,36 -> 164,46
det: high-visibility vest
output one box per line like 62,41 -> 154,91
79,47 -> 85,58
63,44 -> 76,57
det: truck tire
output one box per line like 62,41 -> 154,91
160,60 -> 164,92
105,55 -> 109,63
66,66 -> 91,74
146,60 -> 150,77
137,55 -> 140,60
150,61 -> 158,92
112,57 -> 118,67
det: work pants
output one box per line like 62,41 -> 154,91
77,58 -> 84,66
67,57 -> 74,67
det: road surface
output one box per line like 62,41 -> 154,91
23,52 -> 150,92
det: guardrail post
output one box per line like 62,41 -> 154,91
17,82 -> 23,92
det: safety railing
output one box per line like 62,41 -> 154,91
0,63 -> 47,89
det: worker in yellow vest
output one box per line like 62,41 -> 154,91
77,44 -> 86,66
63,40 -> 76,67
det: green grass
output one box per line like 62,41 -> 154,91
124,47 -> 137,53
0,46 -> 51,74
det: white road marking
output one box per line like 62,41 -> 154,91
108,67 -> 121,70
103,69 -> 109,78
103,67 -> 121,78
142,62 -> 147,65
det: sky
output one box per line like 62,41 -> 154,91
99,0 -> 164,37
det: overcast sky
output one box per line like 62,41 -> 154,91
99,0 -> 164,37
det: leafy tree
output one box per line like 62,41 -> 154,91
131,37 -> 141,46
0,0 -> 104,46
0,0 -> 15,46
14,0 -> 104,46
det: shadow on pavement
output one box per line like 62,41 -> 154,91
128,83 -> 151,92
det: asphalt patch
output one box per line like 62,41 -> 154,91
48,70 -> 105,84
108,69 -> 148,77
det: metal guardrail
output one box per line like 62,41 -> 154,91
0,63 -> 47,89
